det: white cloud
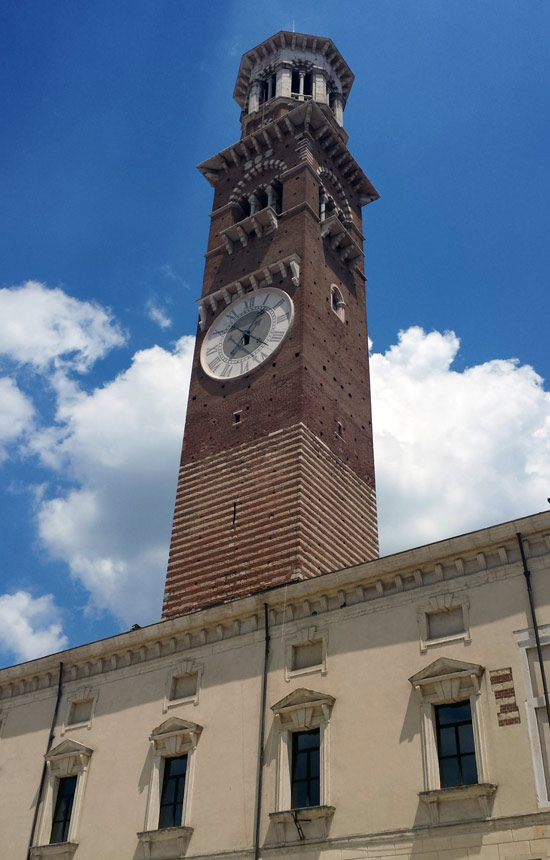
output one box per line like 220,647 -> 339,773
371,327 -> 550,554
5,314 -> 550,637
35,336 -> 195,624
0,591 -> 68,663
146,300 -> 172,330
0,377 -> 34,461
0,281 -> 125,372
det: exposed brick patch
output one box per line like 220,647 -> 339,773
489,672 -> 513,684
494,687 -> 516,699
498,716 -> 521,727
490,667 -> 520,726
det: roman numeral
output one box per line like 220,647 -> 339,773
208,357 -> 221,371
240,360 -> 249,374
270,330 -> 284,342
206,346 -> 218,356
276,312 -> 289,324
220,364 -> 232,377
273,298 -> 285,309
243,297 -> 255,310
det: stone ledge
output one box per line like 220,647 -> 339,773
30,843 -> 78,860
419,783 -> 497,825
137,826 -> 193,859
270,805 -> 335,841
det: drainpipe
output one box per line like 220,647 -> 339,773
27,661 -> 64,859
253,605 -> 270,860
517,533 -> 550,727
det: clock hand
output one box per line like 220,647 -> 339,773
231,325 -> 268,347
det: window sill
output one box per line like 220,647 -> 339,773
137,826 -> 193,859
269,806 -> 335,842
419,783 -> 497,824
220,207 -> 278,253
30,844 -> 78,860
320,215 -> 363,267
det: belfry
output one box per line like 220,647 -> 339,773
164,31 -> 380,618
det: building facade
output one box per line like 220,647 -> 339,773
2,31 -> 550,860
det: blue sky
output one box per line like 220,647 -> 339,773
1,0 -> 549,666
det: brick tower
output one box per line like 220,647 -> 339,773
163,31 -> 379,619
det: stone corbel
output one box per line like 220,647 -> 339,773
250,216 -> 262,239
223,235 -> 233,255
236,226 -> 248,247
289,260 -> 300,287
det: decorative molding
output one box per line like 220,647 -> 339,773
285,626 -> 327,682
163,660 -> 203,713
2,513 -> 549,703
417,592 -> 471,653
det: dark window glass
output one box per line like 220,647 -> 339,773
291,729 -> 320,808
436,701 -> 478,787
159,755 -> 188,829
291,70 -> 300,94
304,73 -> 313,96
50,775 -> 77,844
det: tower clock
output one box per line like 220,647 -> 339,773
163,31 -> 379,618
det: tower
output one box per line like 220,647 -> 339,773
163,31 -> 380,619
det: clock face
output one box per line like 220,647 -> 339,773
200,288 -> 294,380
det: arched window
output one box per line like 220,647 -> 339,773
331,285 -> 345,322
237,180 -> 282,221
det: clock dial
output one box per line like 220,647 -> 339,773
200,288 -> 293,380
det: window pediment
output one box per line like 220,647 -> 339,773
45,739 -> 93,776
150,718 -> 203,756
409,658 -> 484,703
272,688 -> 335,729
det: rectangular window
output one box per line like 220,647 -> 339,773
291,729 -> 320,808
159,755 -> 188,829
427,606 -> 465,640
292,640 -> 322,671
436,701 -> 478,787
50,775 -> 77,843
67,698 -> 93,725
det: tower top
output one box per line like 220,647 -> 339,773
234,31 -> 354,135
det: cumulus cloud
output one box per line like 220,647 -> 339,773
35,336 -> 195,624
0,591 -> 68,663
146,300 -> 172,330
371,327 -> 550,554
0,281 -> 125,372
0,377 -> 34,461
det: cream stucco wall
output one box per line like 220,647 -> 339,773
2,511 -> 550,860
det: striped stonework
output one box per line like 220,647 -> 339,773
489,667 -> 521,726
163,422 -> 378,618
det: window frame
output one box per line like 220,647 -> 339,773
435,701 -> 479,788
32,739 -> 93,857
291,728 -> 321,808
285,626 -> 327,682
271,688 -> 334,812
158,753 -> 189,829
141,718 -> 202,833
409,657 -> 495,824
516,624 -> 550,808
61,685 -> 98,734
417,592 -> 471,653
163,660 -> 203,712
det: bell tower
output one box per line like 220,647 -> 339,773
163,31 -> 379,619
